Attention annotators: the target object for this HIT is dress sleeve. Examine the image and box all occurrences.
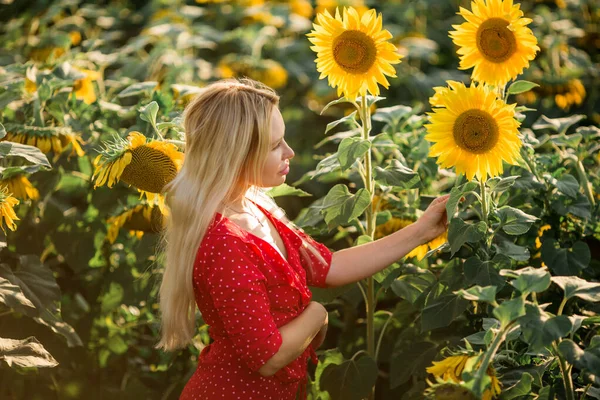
[292,227,333,288]
[198,235,282,373]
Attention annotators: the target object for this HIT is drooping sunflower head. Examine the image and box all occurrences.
[425,81,522,182]
[374,216,414,239]
[307,6,402,101]
[426,353,502,400]
[535,224,551,249]
[450,0,540,86]
[73,68,101,105]
[106,203,166,244]
[424,380,478,400]
[0,175,39,201]
[3,124,84,160]
[93,131,184,195]
[0,187,20,234]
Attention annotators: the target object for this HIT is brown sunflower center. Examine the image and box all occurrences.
[453,109,499,154]
[120,146,178,193]
[332,30,377,74]
[123,206,164,233]
[476,18,517,63]
[429,383,478,400]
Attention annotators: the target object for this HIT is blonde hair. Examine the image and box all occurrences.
[156,78,327,351]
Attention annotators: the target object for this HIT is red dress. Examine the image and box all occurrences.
[180,201,333,400]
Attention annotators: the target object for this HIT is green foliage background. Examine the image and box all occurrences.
[0,0,598,399]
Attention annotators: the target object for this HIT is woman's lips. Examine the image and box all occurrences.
[279,165,290,175]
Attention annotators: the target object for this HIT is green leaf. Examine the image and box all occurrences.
[337,137,371,171]
[0,337,58,368]
[266,183,312,198]
[455,285,497,303]
[312,349,345,398]
[519,304,572,353]
[139,101,159,127]
[107,334,128,355]
[118,81,158,98]
[372,105,413,126]
[421,293,469,332]
[492,234,530,262]
[493,297,526,327]
[541,239,590,276]
[101,282,124,313]
[495,206,538,235]
[558,337,600,378]
[320,97,354,115]
[373,159,420,189]
[446,182,478,222]
[0,142,51,167]
[447,219,487,256]
[486,176,519,193]
[545,173,579,199]
[500,266,551,295]
[0,123,5,140]
[390,267,436,305]
[324,111,358,135]
[499,372,533,400]
[0,276,36,316]
[320,353,378,400]
[532,114,585,135]
[551,276,600,302]
[463,257,506,288]
[320,185,371,230]
[390,341,438,388]
[507,80,539,95]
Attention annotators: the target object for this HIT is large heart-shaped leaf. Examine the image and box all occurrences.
[551,276,600,302]
[320,353,378,400]
[0,337,58,368]
[320,185,371,229]
[541,239,590,276]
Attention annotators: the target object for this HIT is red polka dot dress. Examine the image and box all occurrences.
[179,201,333,400]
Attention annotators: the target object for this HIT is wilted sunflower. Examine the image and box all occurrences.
[450,0,539,87]
[3,124,85,160]
[425,81,522,182]
[424,380,478,400]
[0,175,39,201]
[375,216,447,260]
[426,354,502,400]
[0,187,19,233]
[106,203,166,244]
[307,7,402,101]
[92,131,184,196]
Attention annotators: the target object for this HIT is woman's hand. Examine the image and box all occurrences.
[414,194,451,244]
[310,312,328,350]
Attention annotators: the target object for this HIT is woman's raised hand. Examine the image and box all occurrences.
[414,194,451,244]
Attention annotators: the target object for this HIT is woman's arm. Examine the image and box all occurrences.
[324,194,451,288]
[325,223,426,288]
[258,301,327,377]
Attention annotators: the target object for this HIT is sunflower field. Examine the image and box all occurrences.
[1,0,599,399]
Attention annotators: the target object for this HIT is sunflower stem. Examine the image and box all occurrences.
[553,342,575,400]
[360,94,376,400]
[472,322,512,397]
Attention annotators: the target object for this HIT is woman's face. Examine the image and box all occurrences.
[260,106,294,187]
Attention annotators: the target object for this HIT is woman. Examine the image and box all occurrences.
[157,78,450,400]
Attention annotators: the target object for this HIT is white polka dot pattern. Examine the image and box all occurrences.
[179,203,333,400]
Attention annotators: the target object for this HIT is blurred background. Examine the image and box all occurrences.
[0,0,598,399]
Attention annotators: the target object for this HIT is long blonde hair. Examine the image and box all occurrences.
[156,78,327,351]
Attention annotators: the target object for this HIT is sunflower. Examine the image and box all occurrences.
[290,0,313,18]
[73,68,101,105]
[450,0,540,87]
[218,55,288,89]
[425,81,522,182]
[93,131,184,197]
[307,7,402,101]
[3,124,85,160]
[0,187,19,233]
[424,380,478,400]
[374,215,447,260]
[426,354,502,400]
[0,175,39,201]
[106,203,166,244]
